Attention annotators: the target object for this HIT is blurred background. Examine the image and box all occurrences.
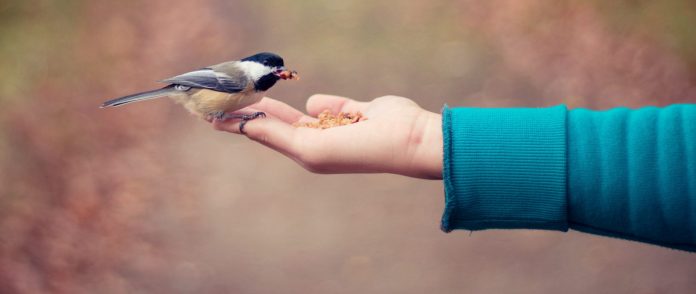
[1,0,695,293]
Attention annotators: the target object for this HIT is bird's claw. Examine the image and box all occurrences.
[238,112,266,134]
[210,111,266,134]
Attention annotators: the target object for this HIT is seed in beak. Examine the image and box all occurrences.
[278,70,299,80]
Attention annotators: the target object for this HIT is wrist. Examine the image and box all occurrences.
[408,111,443,179]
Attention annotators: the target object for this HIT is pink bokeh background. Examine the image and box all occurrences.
[1,1,695,293]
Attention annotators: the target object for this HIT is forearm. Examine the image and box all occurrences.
[567,105,696,252]
[441,104,696,252]
[441,105,568,232]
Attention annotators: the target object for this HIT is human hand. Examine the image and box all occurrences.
[212,94,443,179]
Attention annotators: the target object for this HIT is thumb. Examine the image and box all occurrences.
[306,94,368,117]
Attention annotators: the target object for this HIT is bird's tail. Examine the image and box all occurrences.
[100,86,176,108]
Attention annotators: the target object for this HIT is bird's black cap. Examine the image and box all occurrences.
[241,52,284,68]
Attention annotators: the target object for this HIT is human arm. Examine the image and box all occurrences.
[214,95,696,252]
[442,104,696,252]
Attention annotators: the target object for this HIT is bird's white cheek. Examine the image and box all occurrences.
[237,61,272,81]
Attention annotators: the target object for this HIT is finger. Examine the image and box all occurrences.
[306,94,368,117]
[212,111,300,157]
[249,97,312,124]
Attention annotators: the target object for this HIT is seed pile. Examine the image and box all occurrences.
[294,110,366,129]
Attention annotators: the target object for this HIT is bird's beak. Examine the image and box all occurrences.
[274,67,299,80]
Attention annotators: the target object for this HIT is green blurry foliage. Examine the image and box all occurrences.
[0,0,80,103]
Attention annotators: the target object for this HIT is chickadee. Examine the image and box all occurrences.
[101,52,298,133]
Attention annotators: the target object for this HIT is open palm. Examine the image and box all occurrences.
[212,94,442,179]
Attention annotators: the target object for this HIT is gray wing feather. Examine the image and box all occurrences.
[161,65,248,93]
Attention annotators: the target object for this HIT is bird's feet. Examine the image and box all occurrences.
[210,111,266,134]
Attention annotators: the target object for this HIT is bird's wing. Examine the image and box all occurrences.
[161,64,248,93]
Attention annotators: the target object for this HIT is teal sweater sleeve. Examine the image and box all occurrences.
[441,104,696,252]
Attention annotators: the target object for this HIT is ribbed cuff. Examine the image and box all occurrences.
[441,105,569,232]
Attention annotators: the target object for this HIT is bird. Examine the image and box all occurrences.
[101,52,298,133]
